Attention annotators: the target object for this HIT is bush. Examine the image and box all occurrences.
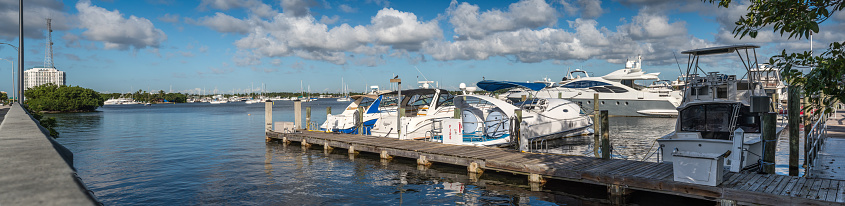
[24,84,104,112]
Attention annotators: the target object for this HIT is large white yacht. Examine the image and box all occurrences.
[449,81,593,147]
[369,87,456,140]
[103,97,143,105]
[657,45,786,172]
[507,56,683,117]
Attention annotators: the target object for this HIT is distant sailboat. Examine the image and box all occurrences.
[337,78,351,102]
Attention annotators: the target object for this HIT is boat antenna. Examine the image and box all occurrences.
[413,66,429,82]
[672,52,684,78]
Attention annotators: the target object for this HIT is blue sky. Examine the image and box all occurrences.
[0,0,842,94]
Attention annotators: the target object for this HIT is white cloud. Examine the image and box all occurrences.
[618,12,686,40]
[281,0,319,17]
[448,0,556,39]
[76,0,166,50]
[560,0,604,18]
[320,15,339,24]
[158,13,180,23]
[369,8,441,50]
[0,0,73,40]
[195,12,253,34]
[198,0,279,18]
[339,4,357,13]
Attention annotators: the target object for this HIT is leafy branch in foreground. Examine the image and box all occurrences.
[709,0,845,114]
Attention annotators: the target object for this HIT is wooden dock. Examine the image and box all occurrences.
[267,130,845,205]
[812,109,845,180]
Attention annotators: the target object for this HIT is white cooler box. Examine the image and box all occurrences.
[671,151,726,186]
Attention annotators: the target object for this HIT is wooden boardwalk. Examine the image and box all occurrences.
[813,109,845,180]
[267,130,845,205]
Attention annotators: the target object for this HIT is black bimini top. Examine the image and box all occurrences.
[383,88,448,96]
[681,45,760,56]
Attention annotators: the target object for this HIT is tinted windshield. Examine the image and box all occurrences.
[680,103,737,140]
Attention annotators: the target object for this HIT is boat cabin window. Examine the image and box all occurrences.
[561,80,611,89]
[689,86,708,96]
[679,104,736,140]
[737,106,760,133]
[380,96,398,107]
[605,86,629,93]
[589,87,613,93]
[358,98,376,107]
[436,93,454,108]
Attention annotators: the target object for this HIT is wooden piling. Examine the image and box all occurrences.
[294,100,302,129]
[528,173,545,183]
[398,107,404,139]
[357,107,364,135]
[788,85,800,176]
[594,93,600,157]
[762,112,777,174]
[600,110,610,159]
[453,107,460,119]
[468,162,482,174]
[515,109,525,152]
[558,92,562,99]
[306,106,311,130]
[417,155,431,166]
[380,150,392,160]
[326,106,331,116]
[265,101,273,132]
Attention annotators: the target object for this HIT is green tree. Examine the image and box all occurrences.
[0,92,7,103]
[709,0,845,113]
[24,84,104,112]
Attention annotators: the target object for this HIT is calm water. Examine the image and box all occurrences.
[50,99,723,205]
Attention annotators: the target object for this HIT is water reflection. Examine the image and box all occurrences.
[49,101,714,205]
[545,117,676,162]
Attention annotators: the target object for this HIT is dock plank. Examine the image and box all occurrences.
[817,179,833,201]
[746,174,774,192]
[763,175,790,194]
[782,177,805,196]
[266,130,843,205]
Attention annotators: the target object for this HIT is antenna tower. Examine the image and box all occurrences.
[44,18,55,68]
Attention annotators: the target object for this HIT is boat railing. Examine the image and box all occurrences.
[804,110,832,177]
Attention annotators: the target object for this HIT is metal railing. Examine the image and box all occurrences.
[804,110,832,177]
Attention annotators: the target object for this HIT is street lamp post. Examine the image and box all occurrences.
[0,58,12,103]
[0,43,19,103]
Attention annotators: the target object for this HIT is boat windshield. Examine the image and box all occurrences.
[679,103,736,140]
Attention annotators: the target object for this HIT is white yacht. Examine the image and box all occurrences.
[448,81,593,147]
[507,56,683,117]
[103,97,143,105]
[321,94,390,134]
[657,45,786,172]
[369,86,456,140]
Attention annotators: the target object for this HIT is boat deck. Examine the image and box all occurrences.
[267,130,845,205]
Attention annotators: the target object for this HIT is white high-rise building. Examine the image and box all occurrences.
[24,67,65,89]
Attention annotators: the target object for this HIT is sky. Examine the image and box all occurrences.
[0,0,842,95]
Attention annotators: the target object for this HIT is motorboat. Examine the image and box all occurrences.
[443,81,593,147]
[657,45,786,172]
[369,86,456,140]
[506,55,683,117]
[209,95,228,104]
[103,97,143,105]
[321,94,388,134]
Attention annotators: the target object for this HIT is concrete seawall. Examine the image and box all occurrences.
[0,104,98,205]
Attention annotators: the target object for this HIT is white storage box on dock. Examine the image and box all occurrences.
[671,151,725,186]
[441,119,463,145]
[275,122,296,133]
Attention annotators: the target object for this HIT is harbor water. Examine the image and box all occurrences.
[50,99,797,205]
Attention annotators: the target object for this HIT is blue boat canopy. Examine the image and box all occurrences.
[476,80,547,92]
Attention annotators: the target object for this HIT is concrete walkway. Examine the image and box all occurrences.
[813,109,845,179]
[0,104,98,205]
